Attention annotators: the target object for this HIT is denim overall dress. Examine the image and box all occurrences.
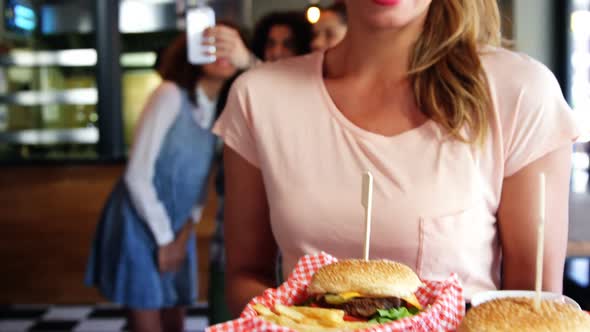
[85,90,216,308]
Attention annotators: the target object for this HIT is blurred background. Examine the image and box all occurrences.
[0,0,590,331]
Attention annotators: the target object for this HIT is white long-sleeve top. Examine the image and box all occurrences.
[124,81,216,246]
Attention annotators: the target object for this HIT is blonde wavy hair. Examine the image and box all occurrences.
[410,0,501,144]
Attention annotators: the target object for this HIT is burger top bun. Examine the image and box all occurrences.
[458,297,590,332]
[307,259,423,298]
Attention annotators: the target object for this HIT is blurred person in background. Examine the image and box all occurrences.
[251,11,313,62]
[85,30,239,332]
[311,2,348,52]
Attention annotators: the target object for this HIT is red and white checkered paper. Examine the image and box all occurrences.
[207,252,465,332]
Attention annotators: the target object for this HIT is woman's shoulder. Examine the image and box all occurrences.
[140,81,183,121]
[153,81,183,98]
[231,53,320,93]
[480,46,560,95]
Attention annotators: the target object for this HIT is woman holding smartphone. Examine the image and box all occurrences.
[215,0,579,316]
[85,33,238,332]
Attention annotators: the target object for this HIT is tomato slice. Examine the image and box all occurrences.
[343,314,366,322]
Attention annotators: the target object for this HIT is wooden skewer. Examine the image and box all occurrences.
[534,173,546,310]
[361,171,374,261]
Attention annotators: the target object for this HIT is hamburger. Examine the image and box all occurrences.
[458,297,590,331]
[304,259,423,322]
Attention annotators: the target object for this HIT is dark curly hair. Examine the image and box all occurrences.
[251,11,313,60]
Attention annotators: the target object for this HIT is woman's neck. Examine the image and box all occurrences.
[327,14,426,83]
[196,77,224,101]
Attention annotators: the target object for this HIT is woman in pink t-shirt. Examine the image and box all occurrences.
[214,0,579,315]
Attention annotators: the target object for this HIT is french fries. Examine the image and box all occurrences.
[252,303,376,331]
[288,306,345,327]
[274,304,307,322]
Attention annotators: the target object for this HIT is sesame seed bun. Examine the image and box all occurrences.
[307,259,422,298]
[458,297,590,332]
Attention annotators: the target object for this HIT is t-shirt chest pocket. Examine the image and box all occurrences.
[416,204,497,289]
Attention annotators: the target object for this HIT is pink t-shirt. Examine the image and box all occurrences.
[213,47,578,299]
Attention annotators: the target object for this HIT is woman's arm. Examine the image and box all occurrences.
[223,145,277,316]
[125,82,181,246]
[497,145,572,292]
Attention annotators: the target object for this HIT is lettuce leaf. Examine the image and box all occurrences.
[369,306,420,324]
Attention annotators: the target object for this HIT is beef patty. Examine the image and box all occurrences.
[319,296,403,318]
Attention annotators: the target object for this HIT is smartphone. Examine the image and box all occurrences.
[186,5,216,65]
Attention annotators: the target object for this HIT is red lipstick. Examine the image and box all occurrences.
[372,0,401,6]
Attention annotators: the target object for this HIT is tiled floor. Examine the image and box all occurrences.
[0,303,209,332]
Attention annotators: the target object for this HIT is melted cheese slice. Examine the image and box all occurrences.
[324,292,362,304]
[401,293,423,310]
